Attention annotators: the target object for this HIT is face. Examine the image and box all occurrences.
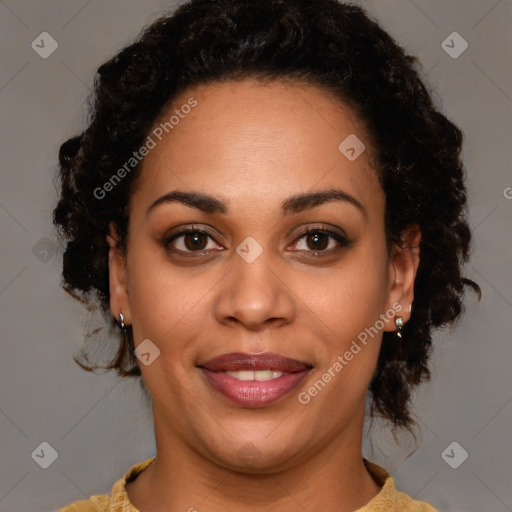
[108,79,418,472]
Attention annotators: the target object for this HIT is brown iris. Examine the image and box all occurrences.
[184,232,208,251]
[306,232,328,251]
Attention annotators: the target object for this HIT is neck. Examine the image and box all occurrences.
[126,407,381,512]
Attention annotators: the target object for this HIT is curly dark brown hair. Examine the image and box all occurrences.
[53,0,480,433]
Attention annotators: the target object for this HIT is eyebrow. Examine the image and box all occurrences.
[281,189,366,218]
[148,191,227,215]
[147,188,366,218]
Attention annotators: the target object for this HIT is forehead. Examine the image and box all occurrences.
[132,79,382,215]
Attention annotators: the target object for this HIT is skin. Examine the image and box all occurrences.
[107,79,420,512]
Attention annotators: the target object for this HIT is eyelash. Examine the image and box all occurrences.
[294,226,352,254]
[163,225,352,258]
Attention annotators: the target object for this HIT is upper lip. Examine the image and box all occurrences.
[198,352,313,372]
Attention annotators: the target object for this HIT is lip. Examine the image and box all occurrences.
[199,352,311,372]
[198,352,313,408]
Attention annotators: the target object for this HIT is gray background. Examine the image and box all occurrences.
[0,1,511,511]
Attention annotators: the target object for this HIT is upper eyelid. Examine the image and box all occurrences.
[168,225,346,239]
[165,224,220,240]
[297,225,348,237]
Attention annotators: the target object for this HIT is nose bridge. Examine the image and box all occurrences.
[214,238,295,329]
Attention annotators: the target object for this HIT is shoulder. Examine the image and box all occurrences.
[56,457,156,512]
[56,494,109,512]
[359,459,439,512]
[394,490,439,511]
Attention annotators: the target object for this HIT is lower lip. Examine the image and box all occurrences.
[200,369,310,407]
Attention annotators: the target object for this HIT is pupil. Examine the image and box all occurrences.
[185,233,206,250]
[308,233,327,250]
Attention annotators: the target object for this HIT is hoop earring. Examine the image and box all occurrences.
[395,316,404,340]
[119,312,126,332]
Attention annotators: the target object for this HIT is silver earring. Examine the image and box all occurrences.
[395,316,404,339]
[119,313,126,331]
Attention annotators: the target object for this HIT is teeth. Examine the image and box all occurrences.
[225,370,284,381]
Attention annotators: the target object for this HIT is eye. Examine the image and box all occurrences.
[163,224,351,259]
[165,228,223,255]
[290,227,351,255]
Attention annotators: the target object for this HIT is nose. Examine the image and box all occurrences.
[213,250,296,331]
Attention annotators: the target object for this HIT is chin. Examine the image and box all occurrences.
[201,434,308,474]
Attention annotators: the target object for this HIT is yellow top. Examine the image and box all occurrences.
[57,457,438,511]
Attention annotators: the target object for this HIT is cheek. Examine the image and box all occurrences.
[125,251,214,362]
[125,260,213,411]
[296,271,388,416]
[304,252,390,335]
[297,250,390,397]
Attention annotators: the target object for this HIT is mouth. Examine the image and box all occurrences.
[197,352,314,408]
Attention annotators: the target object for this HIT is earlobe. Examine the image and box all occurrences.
[107,223,132,325]
[384,225,421,331]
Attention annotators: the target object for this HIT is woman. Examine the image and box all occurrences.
[54,0,480,510]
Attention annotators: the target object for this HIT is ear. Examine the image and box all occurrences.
[107,222,131,326]
[383,224,421,331]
